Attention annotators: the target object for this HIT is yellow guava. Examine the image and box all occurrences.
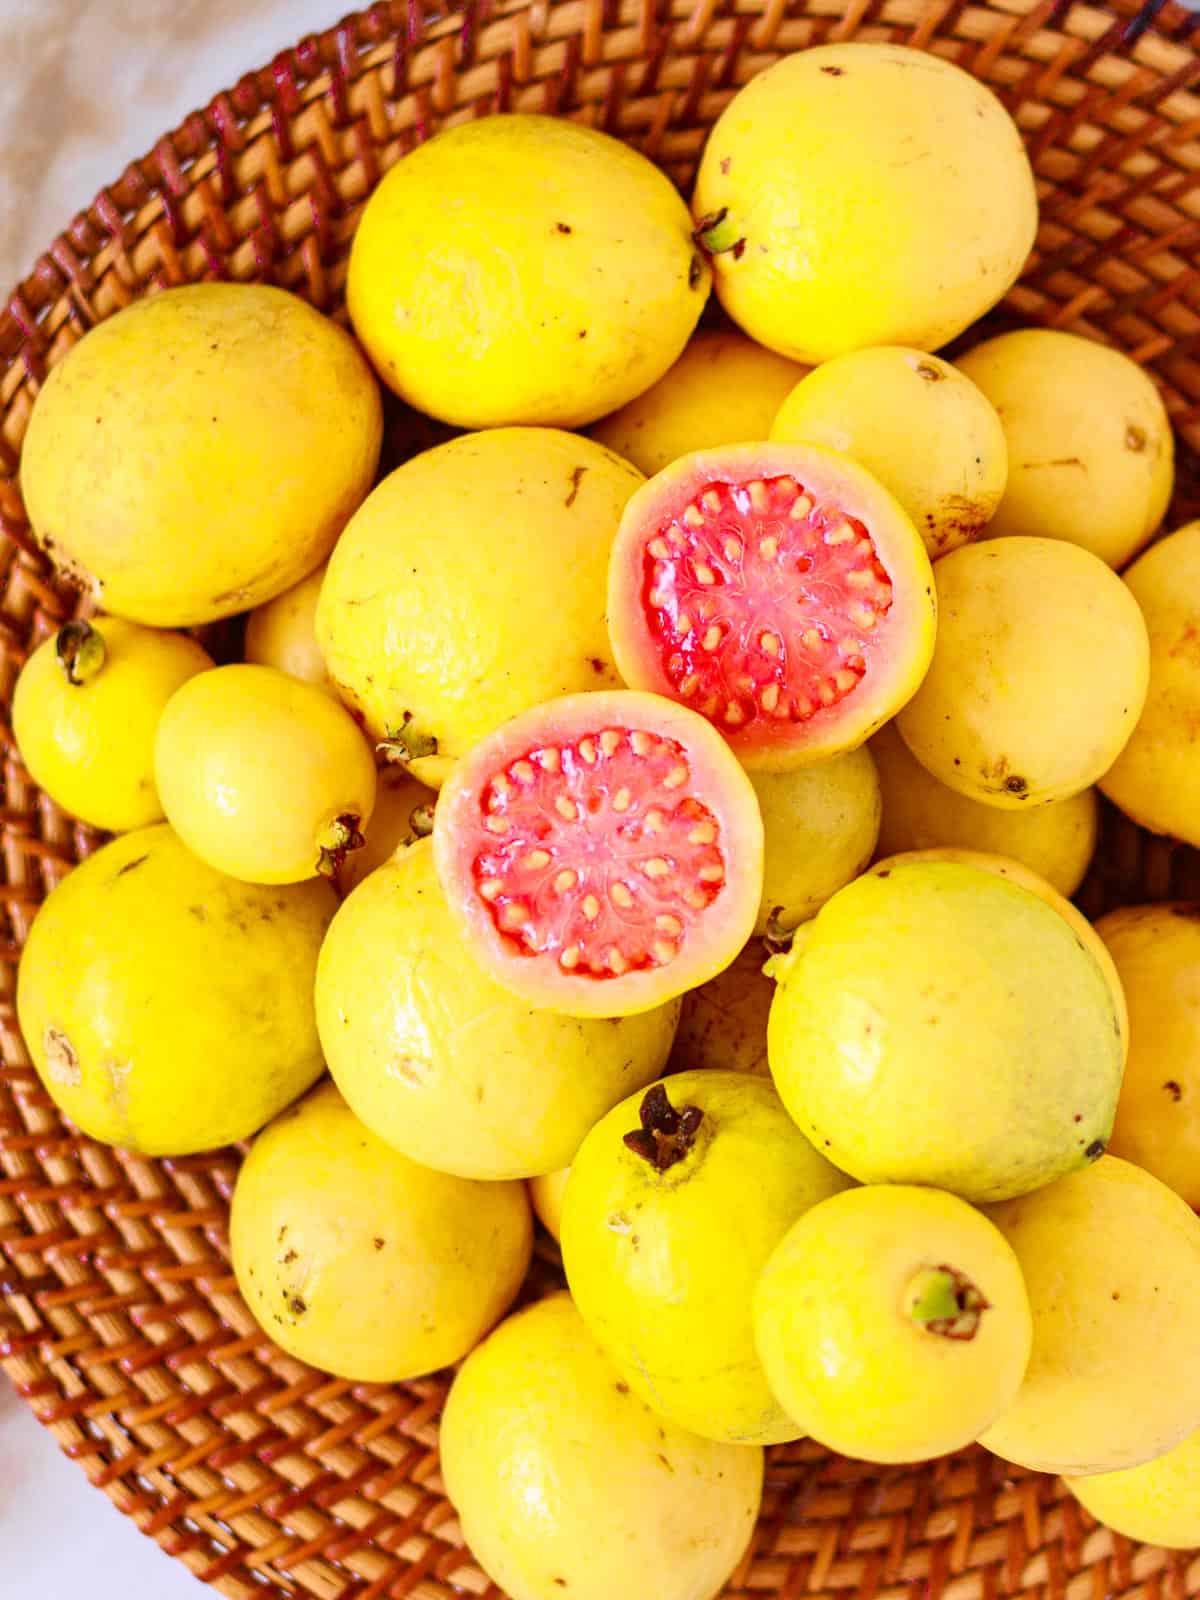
[768,858,1124,1201]
[12,616,212,833]
[439,1294,763,1600]
[528,1167,570,1243]
[1101,522,1200,847]
[231,1081,531,1382]
[668,940,773,1078]
[21,284,381,625]
[348,114,708,429]
[1066,1428,1200,1547]
[754,1185,1032,1462]
[592,330,806,475]
[956,330,1174,569]
[316,428,642,777]
[155,664,377,884]
[692,43,1037,363]
[1095,903,1200,1207]
[871,722,1098,896]
[561,1070,851,1444]
[771,347,1007,559]
[751,747,881,935]
[315,841,680,1180]
[244,563,331,691]
[15,824,336,1154]
[981,1157,1200,1476]
[896,537,1149,807]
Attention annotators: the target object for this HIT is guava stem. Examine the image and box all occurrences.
[905,1264,989,1341]
[315,812,366,878]
[409,802,435,839]
[377,710,439,765]
[623,1082,703,1173]
[56,620,107,686]
[763,906,795,956]
[692,208,746,257]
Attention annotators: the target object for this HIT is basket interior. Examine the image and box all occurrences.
[2,2,1200,1597]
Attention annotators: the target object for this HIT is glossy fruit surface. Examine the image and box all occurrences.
[872,722,1098,896]
[897,537,1149,807]
[755,1185,1031,1462]
[771,347,1007,559]
[562,1071,850,1443]
[434,691,764,1017]
[1096,904,1200,1206]
[751,748,880,934]
[244,563,331,690]
[669,940,773,1077]
[981,1157,1200,1476]
[1101,522,1200,845]
[692,43,1036,363]
[231,1082,531,1382]
[957,330,1174,569]
[317,428,642,782]
[22,284,381,625]
[608,442,935,769]
[155,664,377,884]
[348,114,707,429]
[12,616,212,833]
[1066,1429,1200,1548]
[15,825,336,1154]
[316,841,680,1178]
[592,330,806,475]
[440,1294,763,1600]
[768,859,1123,1201]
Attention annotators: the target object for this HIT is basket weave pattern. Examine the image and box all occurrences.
[2,2,1200,1596]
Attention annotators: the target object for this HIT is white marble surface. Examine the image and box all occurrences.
[0,6,351,1592]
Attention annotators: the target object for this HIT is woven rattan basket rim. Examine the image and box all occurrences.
[3,2,1200,1597]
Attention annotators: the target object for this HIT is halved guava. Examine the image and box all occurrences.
[607,443,936,769]
[433,690,764,1017]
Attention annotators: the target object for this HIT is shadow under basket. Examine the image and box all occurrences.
[3,1,1200,1596]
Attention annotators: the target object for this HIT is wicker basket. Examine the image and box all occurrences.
[2,1,1200,1596]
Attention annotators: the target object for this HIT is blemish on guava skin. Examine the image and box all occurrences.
[688,255,704,290]
[1085,1139,1106,1161]
[820,65,845,75]
[373,1237,385,1250]
[1125,425,1147,452]
[555,222,572,235]
[720,157,731,175]
[113,853,150,880]
[1164,1080,1183,1102]
[587,656,606,675]
[282,1249,298,1265]
[288,1295,307,1316]
[915,362,944,383]
[43,1027,81,1088]
[1004,775,1028,797]
[615,1382,630,1395]
[565,466,587,508]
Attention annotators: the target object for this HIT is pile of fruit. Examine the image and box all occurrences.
[13,38,1200,1599]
